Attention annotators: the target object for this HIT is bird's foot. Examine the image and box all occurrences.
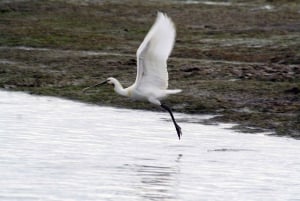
[175,124,182,140]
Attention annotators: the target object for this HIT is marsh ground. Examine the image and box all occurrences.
[0,0,299,137]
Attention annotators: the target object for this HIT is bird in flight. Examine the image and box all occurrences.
[83,12,182,139]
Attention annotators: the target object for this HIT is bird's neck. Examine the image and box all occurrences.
[113,80,128,97]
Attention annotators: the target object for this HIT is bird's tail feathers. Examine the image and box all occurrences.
[166,89,182,94]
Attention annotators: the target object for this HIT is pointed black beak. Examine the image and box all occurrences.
[82,80,108,93]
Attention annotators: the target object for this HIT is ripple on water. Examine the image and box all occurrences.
[0,90,300,201]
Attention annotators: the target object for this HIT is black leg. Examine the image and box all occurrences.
[161,103,182,140]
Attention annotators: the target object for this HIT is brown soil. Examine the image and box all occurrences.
[0,0,299,138]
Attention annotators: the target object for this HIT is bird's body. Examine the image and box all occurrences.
[108,12,181,104]
[84,12,183,139]
[108,77,181,104]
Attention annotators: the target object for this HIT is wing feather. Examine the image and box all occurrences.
[134,12,176,91]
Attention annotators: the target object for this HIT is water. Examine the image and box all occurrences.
[0,90,299,201]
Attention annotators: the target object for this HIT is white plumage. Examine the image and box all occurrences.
[83,12,182,139]
[125,12,181,105]
[136,12,175,91]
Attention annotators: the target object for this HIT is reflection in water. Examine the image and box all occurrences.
[138,165,176,200]
[131,155,182,201]
[175,154,183,163]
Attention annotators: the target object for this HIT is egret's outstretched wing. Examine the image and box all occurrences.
[134,12,176,91]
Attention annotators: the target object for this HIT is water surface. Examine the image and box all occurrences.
[0,91,299,201]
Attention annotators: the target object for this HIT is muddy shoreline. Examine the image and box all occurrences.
[0,0,299,138]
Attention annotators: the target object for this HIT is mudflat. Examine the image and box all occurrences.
[0,0,299,137]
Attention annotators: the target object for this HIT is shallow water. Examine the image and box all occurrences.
[0,91,300,201]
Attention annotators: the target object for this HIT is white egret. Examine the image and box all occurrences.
[83,12,182,139]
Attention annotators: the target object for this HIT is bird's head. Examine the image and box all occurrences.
[82,77,117,93]
[106,77,117,86]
